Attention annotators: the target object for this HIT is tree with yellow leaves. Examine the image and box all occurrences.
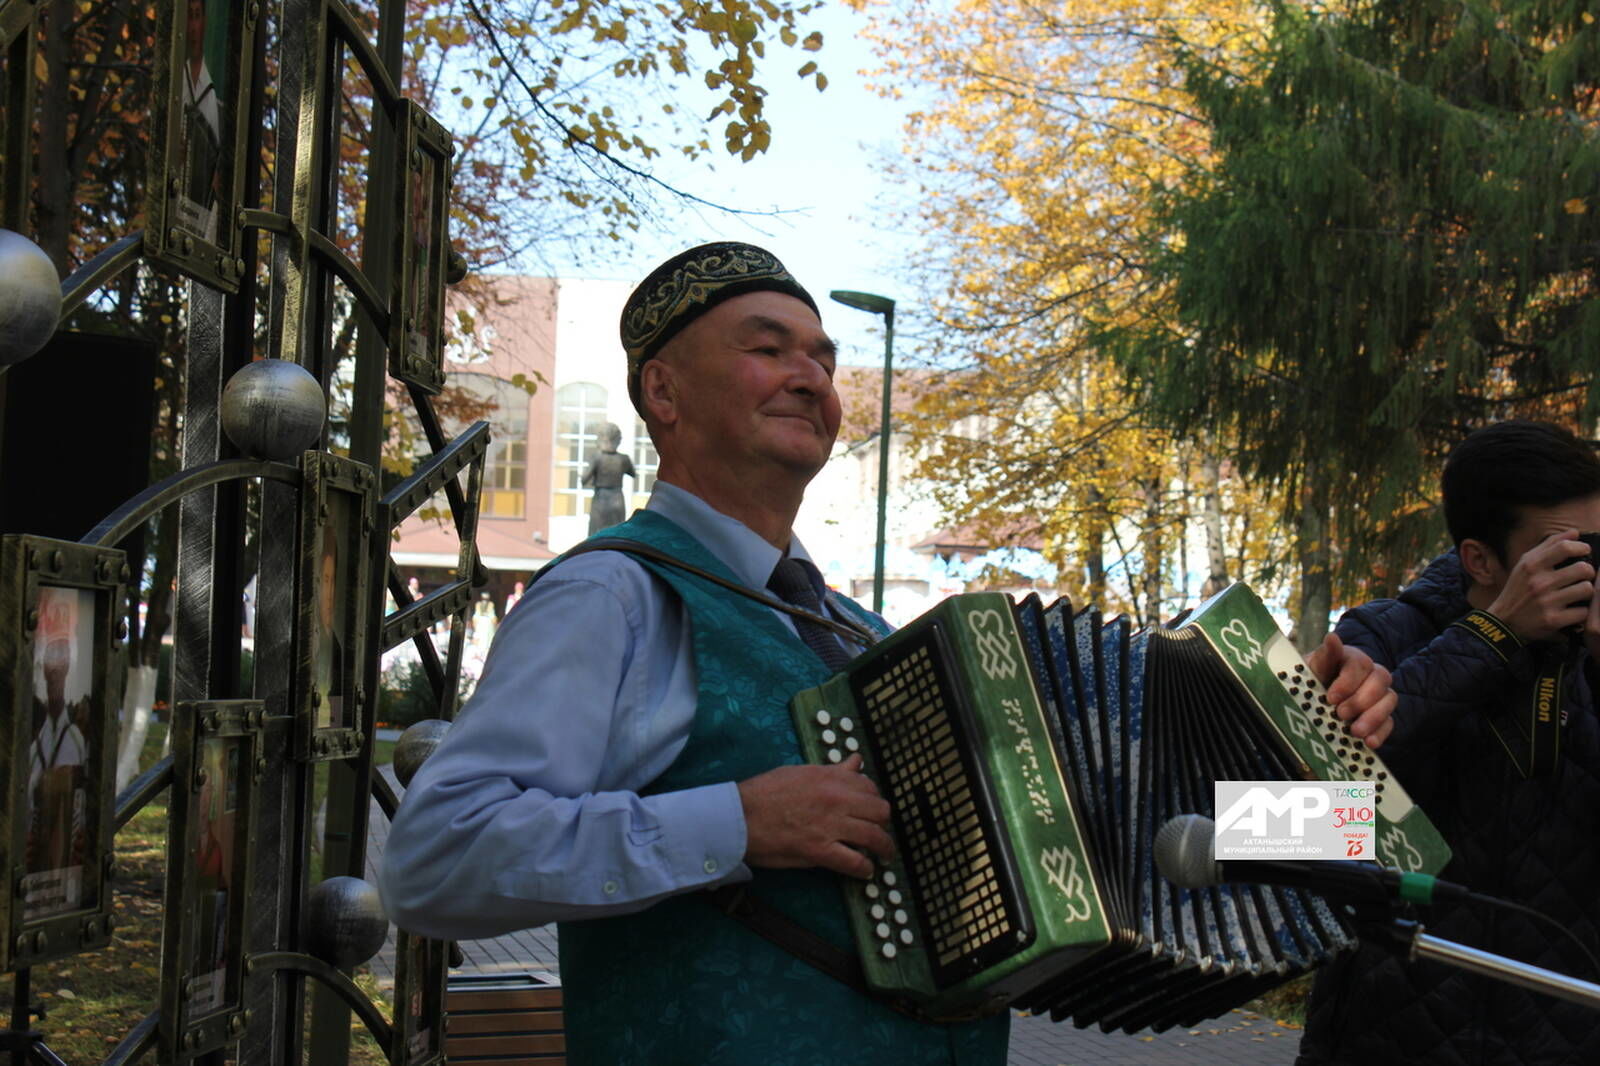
[866,0,1294,630]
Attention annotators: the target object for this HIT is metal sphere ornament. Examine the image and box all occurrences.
[220,358,326,460]
[0,229,61,366]
[304,876,389,969]
[394,719,451,789]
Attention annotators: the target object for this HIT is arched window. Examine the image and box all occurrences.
[553,382,608,516]
[632,417,659,508]
[448,373,529,519]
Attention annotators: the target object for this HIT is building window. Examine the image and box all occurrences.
[448,373,529,519]
[632,418,659,507]
[553,382,608,517]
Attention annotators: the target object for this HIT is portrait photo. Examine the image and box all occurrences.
[186,734,242,1017]
[23,585,97,922]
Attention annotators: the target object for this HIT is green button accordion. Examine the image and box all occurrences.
[788,583,1450,1028]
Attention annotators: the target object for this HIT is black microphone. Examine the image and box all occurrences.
[1154,813,1469,906]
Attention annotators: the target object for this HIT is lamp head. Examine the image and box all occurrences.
[829,290,895,316]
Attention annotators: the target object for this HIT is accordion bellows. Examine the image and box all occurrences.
[788,583,1451,1030]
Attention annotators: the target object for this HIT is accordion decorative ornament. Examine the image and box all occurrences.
[788,583,1451,1029]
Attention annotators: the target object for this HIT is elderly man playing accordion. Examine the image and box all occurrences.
[380,242,1398,1065]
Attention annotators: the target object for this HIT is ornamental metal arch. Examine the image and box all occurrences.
[0,0,486,1062]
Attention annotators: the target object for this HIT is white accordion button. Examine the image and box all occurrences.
[870,904,886,921]
[827,749,842,763]
[864,883,880,900]
[815,710,831,726]
[840,717,855,732]
[888,890,902,905]
[876,922,891,939]
[894,909,908,925]
[882,871,897,887]
[899,929,914,945]
[845,737,860,752]
[881,943,897,959]
[821,729,837,744]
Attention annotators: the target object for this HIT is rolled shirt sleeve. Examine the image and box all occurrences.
[379,556,751,941]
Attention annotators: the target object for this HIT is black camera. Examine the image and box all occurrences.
[1555,531,1600,569]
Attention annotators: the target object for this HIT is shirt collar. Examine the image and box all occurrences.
[645,481,818,591]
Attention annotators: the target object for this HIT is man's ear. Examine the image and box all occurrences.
[1459,538,1505,589]
[639,359,677,426]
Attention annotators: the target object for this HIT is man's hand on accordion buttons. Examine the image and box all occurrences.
[738,754,895,879]
[1307,632,1395,750]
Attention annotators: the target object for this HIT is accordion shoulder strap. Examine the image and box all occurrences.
[704,887,1000,1025]
[561,536,880,646]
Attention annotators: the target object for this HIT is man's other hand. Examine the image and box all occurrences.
[1308,632,1395,750]
[1488,531,1594,644]
[738,755,894,879]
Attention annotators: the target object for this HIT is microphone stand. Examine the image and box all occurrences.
[1356,916,1600,1011]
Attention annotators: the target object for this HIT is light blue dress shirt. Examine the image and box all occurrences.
[379,482,868,940]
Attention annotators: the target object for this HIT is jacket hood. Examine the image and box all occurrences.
[1395,550,1471,632]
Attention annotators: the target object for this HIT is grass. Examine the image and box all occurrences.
[0,722,399,1063]
[1245,972,1313,1028]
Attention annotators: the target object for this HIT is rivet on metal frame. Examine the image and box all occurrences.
[25,609,38,630]
[217,254,231,274]
[32,931,46,953]
[117,620,129,642]
[167,228,181,245]
[234,258,245,275]
[120,564,131,583]
[205,712,219,733]
[255,756,267,781]
[50,549,64,570]
[195,769,209,790]
[311,690,322,708]
[181,234,192,254]
[104,915,116,935]
[169,178,182,197]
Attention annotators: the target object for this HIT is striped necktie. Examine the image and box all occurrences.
[766,557,852,673]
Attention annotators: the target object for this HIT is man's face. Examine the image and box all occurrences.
[654,291,841,481]
[1499,494,1600,574]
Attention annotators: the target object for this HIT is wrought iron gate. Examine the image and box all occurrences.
[0,0,483,1061]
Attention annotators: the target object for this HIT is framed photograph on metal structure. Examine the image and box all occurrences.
[295,450,377,761]
[158,700,264,1061]
[389,100,453,395]
[391,930,447,1065]
[145,0,260,292]
[0,536,126,974]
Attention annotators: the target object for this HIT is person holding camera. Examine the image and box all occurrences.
[1297,420,1600,1066]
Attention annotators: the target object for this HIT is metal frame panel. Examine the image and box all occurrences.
[159,699,266,1061]
[390,931,447,1066]
[390,101,454,396]
[1,536,127,974]
[144,0,262,291]
[293,451,377,761]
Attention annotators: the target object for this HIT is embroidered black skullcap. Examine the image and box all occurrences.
[621,242,819,412]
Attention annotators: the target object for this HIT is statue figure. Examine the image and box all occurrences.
[583,422,636,535]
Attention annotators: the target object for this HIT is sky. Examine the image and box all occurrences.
[536,3,923,368]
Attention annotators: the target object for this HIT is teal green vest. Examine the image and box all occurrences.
[557,511,1009,1065]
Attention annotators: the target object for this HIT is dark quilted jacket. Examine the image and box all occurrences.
[1296,551,1600,1066]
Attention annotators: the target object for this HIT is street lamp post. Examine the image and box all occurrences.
[829,289,896,615]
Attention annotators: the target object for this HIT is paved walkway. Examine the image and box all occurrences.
[367,768,1303,1065]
